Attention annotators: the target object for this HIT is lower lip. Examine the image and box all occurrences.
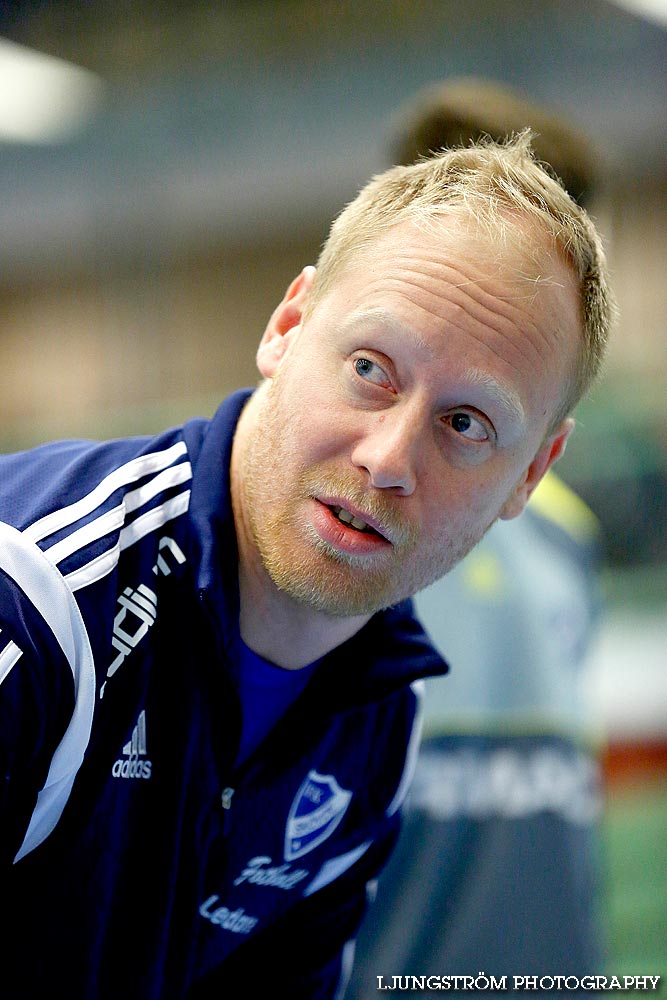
[310,500,391,556]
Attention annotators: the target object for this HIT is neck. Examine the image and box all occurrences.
[237,563,370,669]
[230,392,371,670]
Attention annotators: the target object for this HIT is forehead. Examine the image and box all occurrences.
[358,211,575,297]
[326,212,579,332]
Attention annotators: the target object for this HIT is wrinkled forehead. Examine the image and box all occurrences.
[360,209,574,292]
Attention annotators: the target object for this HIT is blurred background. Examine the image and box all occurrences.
[0,0,664,979]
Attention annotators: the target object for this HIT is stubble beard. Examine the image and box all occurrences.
[240,379,495,617]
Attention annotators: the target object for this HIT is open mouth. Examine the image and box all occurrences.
[329,504,383,537]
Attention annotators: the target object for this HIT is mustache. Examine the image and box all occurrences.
[300,469,419,548]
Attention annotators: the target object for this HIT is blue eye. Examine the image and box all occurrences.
[452,413,471,433]
[353,357,390,387]
[355,358,374,377]
[447,411,489,442]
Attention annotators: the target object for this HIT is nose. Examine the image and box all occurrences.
[350,411,420,495]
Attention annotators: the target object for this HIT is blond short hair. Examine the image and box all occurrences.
[307,131,615,424]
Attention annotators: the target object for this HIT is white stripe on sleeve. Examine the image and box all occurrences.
[0,522,96,863]
[44,504,126,567]
[23,441,188,544]
[64,543,121,593]
[0,638,23,686]
[119,490,191,551]
[62,488,191,593]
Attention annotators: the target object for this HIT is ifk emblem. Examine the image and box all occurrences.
[285,769,352,861]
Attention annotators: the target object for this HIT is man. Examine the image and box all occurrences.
[0,133,613,999]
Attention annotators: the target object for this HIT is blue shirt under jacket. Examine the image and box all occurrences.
[0,389,446,1000]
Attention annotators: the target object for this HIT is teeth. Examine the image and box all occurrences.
[332,506,370,532]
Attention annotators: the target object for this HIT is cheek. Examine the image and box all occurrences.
[276,414,342,474]
[302,408,358,464]
[419,467,510,535]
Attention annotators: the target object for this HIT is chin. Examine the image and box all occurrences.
[266,552,401,618]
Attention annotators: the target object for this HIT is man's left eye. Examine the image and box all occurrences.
[446,412,489,442]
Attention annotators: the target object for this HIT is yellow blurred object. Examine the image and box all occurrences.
[529,471,600,543]
[461,550,506,599]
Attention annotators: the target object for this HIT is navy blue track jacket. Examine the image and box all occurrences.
[0,389,446,999]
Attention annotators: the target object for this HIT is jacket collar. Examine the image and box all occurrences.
[309,599,448,708]
[187,388,251,655]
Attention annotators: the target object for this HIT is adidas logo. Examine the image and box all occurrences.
[112,710,153,780]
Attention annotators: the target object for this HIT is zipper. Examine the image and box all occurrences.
[197,588,243,823]
[220,785,235,834]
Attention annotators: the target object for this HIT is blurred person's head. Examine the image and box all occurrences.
[387,75,598,206]
[306,131,613,424]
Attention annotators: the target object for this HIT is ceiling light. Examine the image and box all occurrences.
[605,0,667,27]
[0,37,104,144]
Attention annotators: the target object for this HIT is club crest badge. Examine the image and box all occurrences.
[285,769,352,861]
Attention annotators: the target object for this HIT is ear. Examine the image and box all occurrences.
[256,266,317,378]
[500,418,575,520]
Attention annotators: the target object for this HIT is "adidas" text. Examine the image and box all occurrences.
[112,757,152,780]
[112,709,153,780]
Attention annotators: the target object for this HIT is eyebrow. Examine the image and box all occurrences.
[462,367,526,427]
